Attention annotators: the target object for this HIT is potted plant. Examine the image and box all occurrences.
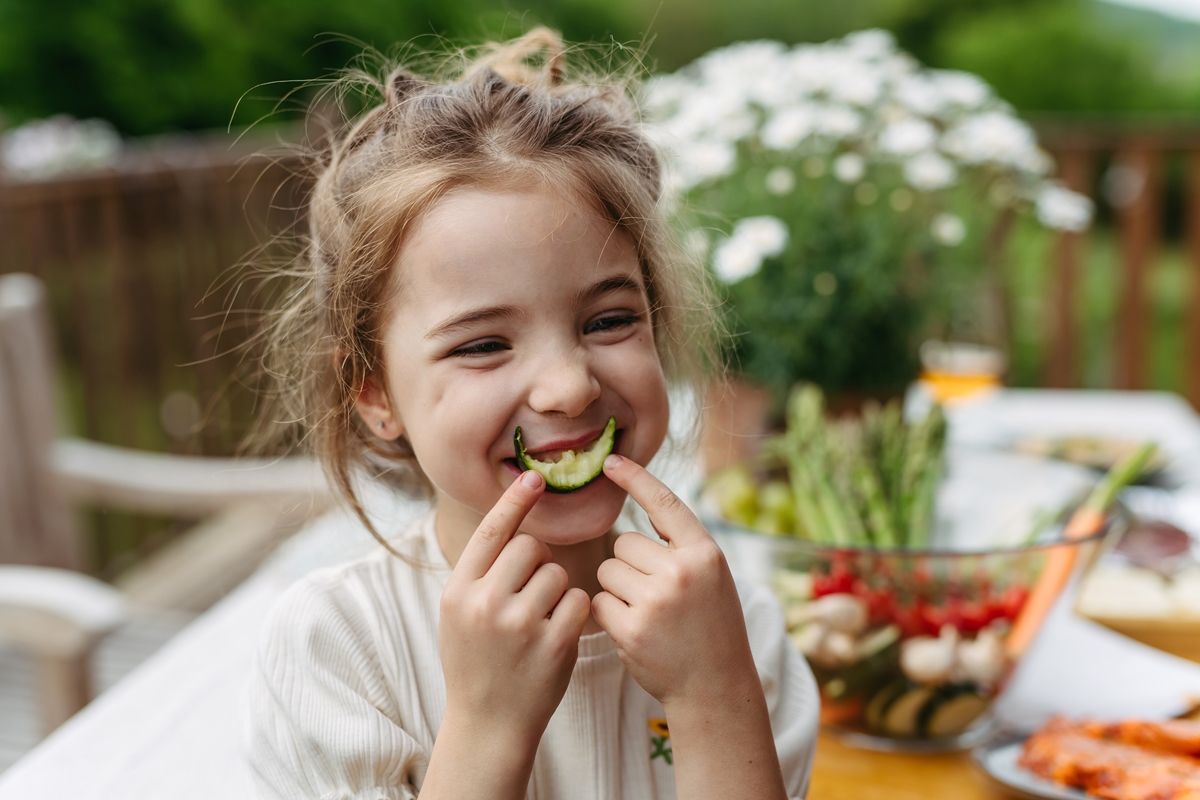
[642,30,1093,461]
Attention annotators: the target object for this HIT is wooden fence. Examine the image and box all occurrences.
[0,136,306,459]
[1037,120,1200,403]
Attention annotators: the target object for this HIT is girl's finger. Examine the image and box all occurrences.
[549,587,591,635]
[589,590,629,636]
[520,560,569,616]
[612,531,670,574]
[489,533,553,594]
[596,557,647,605]
[602,455,707,548]
[455,470,544,579]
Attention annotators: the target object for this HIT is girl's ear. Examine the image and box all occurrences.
[355,376,404,440]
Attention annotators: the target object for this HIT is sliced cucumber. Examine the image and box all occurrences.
[921,690,989,739]
[515,417,616,493]
[865,680,909,733]
[882,686,937,738]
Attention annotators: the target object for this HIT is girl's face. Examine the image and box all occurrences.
[369,184,670,546]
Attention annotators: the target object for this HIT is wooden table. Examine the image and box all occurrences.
[809,732,1008,800]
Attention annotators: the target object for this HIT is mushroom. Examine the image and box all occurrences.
[955,626,1005,688]
[900,624,959,684]
[791,621,830,664]
[794,593,869,636]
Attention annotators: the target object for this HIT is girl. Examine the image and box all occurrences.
[246,28,819,800]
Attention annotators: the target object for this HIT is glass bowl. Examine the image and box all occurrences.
[701,506,1119,752]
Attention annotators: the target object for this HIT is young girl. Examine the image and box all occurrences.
[246,28,819,800]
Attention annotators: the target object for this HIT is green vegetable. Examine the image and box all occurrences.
[515,417,616,493]
[882,685,937,737]
[865,680,910,732]
[763,384,946,548]
[921,689,989,739]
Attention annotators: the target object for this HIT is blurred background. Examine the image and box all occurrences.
[1,0,1198,574]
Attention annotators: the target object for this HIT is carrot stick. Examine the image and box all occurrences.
[1005,443,1159,660]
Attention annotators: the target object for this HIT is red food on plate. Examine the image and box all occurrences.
[1020,716,1200,800]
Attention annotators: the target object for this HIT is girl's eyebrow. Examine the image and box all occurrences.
[574,274,644,307]
[425,305,526,341]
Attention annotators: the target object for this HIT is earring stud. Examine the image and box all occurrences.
[377,421,385,430]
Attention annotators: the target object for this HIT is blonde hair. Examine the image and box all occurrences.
[256,28,721,550]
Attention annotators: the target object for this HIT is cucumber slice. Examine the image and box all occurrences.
[882,686,937,738]
[515,417,616,493]
[921,691,989,739]
[865,680,909,733]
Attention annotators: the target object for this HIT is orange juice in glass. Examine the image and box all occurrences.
[918,341,1005,405]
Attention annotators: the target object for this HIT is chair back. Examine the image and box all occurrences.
[0,273,80,569]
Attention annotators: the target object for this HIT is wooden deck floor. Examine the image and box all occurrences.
[0,610,195,775]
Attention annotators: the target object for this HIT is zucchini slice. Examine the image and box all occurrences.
[515,417,617,493]
[882,686,937,738]
[921,690,989,739]
[864,680,909,733]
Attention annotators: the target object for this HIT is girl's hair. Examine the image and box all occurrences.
[256,28,722,550]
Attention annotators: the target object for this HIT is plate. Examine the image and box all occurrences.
[973,738,1089,800]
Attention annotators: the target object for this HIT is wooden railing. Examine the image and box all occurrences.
[1036,119,1200,404]
[0,134,306,459]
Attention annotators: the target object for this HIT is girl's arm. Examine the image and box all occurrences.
[421,471,591,799]
[592,455,789,800]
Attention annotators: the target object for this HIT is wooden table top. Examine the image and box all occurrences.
[808,731,1012,800]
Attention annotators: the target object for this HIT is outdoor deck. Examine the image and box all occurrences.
[0,610,194,774]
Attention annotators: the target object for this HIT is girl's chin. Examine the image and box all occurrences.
[519,480,626,544]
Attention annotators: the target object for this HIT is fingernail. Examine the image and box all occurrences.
[521,470,543,489]
[604,454,623,470]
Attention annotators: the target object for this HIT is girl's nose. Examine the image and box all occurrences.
[527,347,601,418]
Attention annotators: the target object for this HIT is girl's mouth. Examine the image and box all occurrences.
[503,425,624,480]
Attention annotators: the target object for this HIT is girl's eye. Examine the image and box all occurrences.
[449,339,509,357]
[585,313,640,335]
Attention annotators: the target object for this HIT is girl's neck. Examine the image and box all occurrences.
[434,506,612,636]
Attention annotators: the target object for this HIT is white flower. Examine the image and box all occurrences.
[840,29,896,61]
[933,71,990,110]
[931,213,967,246]
[833,152,866,184]
[712,216,790,283]
[941,112,1038,170]
[761,107,817,150]
[827,65,885,107]
[893,76,946,118]
[713,238,764,283]
[814,106,863,138]
[682,140,737,184]
[1036,184,1093,232]
[878,118,938,156]
[733,215,789,257]
[765,166,796,195]
[904,152,956,190]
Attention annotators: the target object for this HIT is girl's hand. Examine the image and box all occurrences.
[592,455,787,800]
[591,454,761,708]
[437,470,591,750]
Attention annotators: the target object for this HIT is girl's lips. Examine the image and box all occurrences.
[520,425,609,462]
[504,428,624,472]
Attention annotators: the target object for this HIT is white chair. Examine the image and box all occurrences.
[0,272,330,736]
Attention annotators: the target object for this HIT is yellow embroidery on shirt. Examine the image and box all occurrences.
[648,718,672,765]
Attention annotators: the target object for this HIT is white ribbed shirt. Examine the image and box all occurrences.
[245,511,819,800]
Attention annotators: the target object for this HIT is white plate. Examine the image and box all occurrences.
[973,739,1089,800]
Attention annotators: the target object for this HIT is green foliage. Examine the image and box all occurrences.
[932,1,1192,113]
[0,0,640,135]
[2,0,1199,135]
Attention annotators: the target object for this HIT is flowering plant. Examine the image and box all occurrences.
[643,31,1092,397]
